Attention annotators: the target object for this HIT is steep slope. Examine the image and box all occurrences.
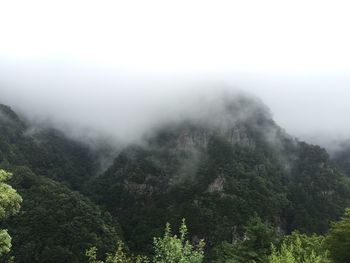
[0,104,99,190]
[286,142,350,233]
[4,166,121,263]
[0,104,123,262]
[85,95,350,255]
[332,141,350,177]
[2,97,350,260]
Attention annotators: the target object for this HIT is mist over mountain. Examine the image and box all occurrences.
[2,61,350,153]
[2,86,350,262]
[1,1,350,261]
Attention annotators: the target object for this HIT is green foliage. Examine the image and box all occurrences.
[2,102,350,262]
[0,229,12,257]
[153,219,204,263]
[332,142,350,177]
[268,231,331,263]
[86,241,148,263]
[326,208,350,263]
[0,169,22,257]
[286,143,350,234]
[0,170,22,220]
[86,128,350,258]
[0,104,99,190]
[87,136,289,254]
[19,130,99,190]
[233,216,281,262]
[206,242,238,263]
[4,166,121,263]
[87,220,204,263]
[208,215,280,263]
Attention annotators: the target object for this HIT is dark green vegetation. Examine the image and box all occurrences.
[1,96,350,262]
[86,220,204,263]
[326,208,350,263]
[4,167,120,263]
[85,98,350,258]
[0,105,121,262]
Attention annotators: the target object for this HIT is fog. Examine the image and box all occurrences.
[0,61,248,145]
[1,61,350,151]
[1,1,350,151]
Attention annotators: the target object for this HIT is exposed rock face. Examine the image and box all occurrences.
[207,176,225,193]
[175,125,256,150]
[177,129,210,149]
[100,95,291,199]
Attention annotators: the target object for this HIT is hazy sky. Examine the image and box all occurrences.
[1,0,350,147]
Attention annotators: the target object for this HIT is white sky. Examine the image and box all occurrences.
[1,0,350,148]
[1,0,349,74]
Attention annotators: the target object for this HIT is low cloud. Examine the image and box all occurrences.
[1,60,350,152]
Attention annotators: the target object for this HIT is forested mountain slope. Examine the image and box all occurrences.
[0,104,99,190]
[0,104,122,262]
[1,96,350,262]
[83,96,350,256]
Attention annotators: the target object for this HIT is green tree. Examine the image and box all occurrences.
[326,208,350,263]
[6,166,121,263]
[87,220,204,263]
[86,241,148,263]
[153,219,205,263]
[0,169,22,256]
[268,231,331,263]
[208,216,280,263]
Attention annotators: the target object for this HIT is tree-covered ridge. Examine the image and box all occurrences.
[0,105,123,262]
[0,104,99,190]
[84,97,350,257]
[286,142,350,234]
[1,97,350,262]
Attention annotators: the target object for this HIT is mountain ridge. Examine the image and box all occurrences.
[1,96,350,261]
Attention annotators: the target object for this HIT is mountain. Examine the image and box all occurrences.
[4,166,121,263]
[83,96,350,256]
[0,104,122,262]
[0,103,101,190]
[1,96,350,262]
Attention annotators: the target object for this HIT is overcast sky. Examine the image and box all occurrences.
[1,0,350,148]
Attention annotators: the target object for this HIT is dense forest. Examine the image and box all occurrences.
[1,96,350,263]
